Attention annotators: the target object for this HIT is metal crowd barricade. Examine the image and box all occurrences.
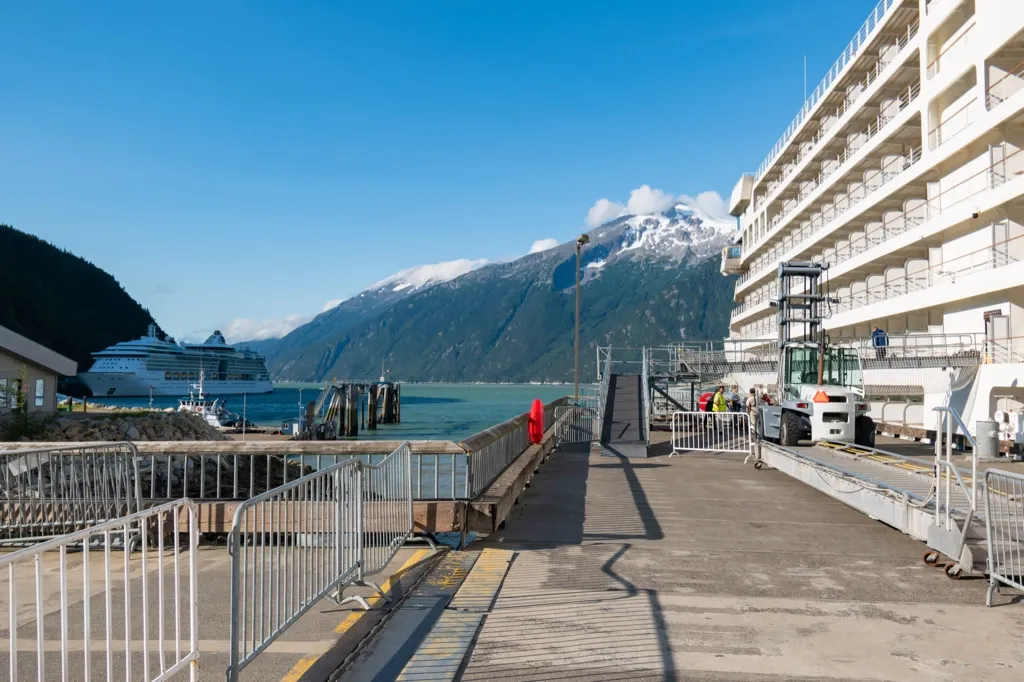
[226,442,413,681]
[670,411,752,456]
[0,499,200,681]
[555,405,598,444]
[0,442,141,546]
[132,449,469,502]
[984,468,1024,607]
[360,443,414,576]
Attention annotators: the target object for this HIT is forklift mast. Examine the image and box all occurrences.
[775,262,839,387]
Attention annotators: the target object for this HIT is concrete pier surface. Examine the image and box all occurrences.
[0,543,438,681]
[452,433,1024,681]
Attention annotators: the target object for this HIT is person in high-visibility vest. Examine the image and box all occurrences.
[711,386,728,412]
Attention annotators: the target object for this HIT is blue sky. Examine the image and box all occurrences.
[1,0,877,341]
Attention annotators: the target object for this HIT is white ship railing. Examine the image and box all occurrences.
[754,0,901,183]
[751,19,919,219]
[733,147,1024,322]
[738,144,924,290]
[986,58,1024,109]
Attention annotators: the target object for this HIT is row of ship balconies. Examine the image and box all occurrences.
[731,173,1024,341]
[734,228,1021,341]
[737,139,924,292]
[748,79,922,253]
[750,18,921,224]
[734,53,1024,296]
[733,143,1024,325]
[752,0,912,183]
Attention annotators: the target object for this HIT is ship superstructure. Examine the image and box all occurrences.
[723,0,1024,433]
[79,325,273,397]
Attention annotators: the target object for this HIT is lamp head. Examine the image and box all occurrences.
[576,234,590,247]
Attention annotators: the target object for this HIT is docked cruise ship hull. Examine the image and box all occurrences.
[79,372,273,397]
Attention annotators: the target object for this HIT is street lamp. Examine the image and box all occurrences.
[574,233,590,400]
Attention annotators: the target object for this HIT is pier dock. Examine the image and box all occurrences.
[2,388,1023,681]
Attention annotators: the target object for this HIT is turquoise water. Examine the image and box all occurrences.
[95,383,572,441]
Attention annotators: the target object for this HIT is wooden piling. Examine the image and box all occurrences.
[369,383,378,430]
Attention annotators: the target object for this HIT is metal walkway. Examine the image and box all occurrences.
[756,439,1023,579]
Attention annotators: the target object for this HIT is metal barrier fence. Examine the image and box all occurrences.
[226,442,413,681]
[131,450,468,502]
[459,397,569,498]
[0,499,199,681]
[555,405,598,444]
[670,412,752,456]
[0,442,141,546]
[984,468,1024,607]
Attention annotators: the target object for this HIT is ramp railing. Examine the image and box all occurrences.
[0,442,142,546]
[0,499,200,681]
[641,348,652,444]
[984,468,1024,607]
[670,412,752,456]
[226,442,413,681]
[933,407,981,574]
[555,405,598,444]
[597,349,612,441]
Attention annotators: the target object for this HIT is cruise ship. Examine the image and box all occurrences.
[721,0,1024,435]
[79,325,273,397]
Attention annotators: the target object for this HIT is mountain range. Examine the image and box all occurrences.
[256,203,738,383]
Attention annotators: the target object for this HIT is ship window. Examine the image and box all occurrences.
[0,379,6,408]
[34,379,44,407]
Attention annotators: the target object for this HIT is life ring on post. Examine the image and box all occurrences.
[528,398,544,444]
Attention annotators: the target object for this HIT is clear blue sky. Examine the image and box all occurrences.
[1,0,877,341]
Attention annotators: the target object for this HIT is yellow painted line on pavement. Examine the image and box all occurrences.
[280,548,433,681]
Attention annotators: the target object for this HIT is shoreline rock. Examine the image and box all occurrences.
[6,411,232,442]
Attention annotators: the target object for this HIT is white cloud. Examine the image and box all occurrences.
[626,185,676,215]
[678,190,731,222]
[585,186,732,228]
[371,258,489,290]
[219,315,312,343]
[528,238,559,254]
[586,197,629,228]
[321,298,345,312]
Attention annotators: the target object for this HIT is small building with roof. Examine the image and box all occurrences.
[0,324,78,413]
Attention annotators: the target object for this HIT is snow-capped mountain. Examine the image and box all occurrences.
[260,203,736,382]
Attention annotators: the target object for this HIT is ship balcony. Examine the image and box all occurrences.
[986,27,1024,110]
[720,245,744,276]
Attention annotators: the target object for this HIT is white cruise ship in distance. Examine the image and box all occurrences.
[79,325,273,397]
[722,0,1024,435]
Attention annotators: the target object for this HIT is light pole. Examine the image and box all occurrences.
[574,233,590,400]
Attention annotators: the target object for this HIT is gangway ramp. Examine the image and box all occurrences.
[600,373,648,458]
[755,439,1024,579]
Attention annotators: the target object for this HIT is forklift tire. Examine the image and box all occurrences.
[855,416,876,448]
[780,411,801,447]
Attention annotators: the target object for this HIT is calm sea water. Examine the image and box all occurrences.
[95,383,573,441]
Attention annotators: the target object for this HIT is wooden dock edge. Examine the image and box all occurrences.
[465,422,562,534]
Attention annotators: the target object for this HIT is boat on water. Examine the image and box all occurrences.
[79,324,273,397]
[177,370,253,429]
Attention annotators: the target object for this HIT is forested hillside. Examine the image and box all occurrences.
[0,224,163,370]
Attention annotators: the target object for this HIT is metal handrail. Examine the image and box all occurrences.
[735,146,1024,319]
[926,20,973,77]
[739,144,924,290]
[1,499,200,682]
[933,406,979,573]
[986,58,1024,108]
[754,0,900,182]
[751,20,920,218]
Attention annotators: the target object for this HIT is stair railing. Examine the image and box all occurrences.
[934,406,980,564]
[597,349,612,441]
[641,347,652,444]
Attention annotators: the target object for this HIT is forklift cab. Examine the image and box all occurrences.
[780,346,865,398]
[764,345,873,446]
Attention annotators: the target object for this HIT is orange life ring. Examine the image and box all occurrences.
[528,398,544,444]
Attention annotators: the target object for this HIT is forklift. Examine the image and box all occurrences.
[756,261,875,447]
